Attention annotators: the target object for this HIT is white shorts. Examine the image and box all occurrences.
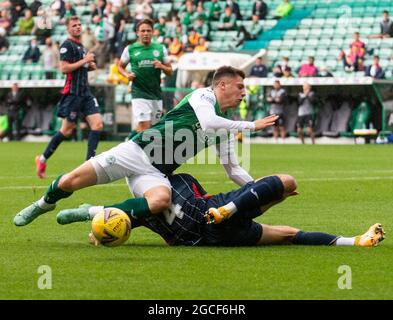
[89,141,171,197]
[131,99,163,128]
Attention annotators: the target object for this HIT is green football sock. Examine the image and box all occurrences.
[44,175,73,204]
[127,130,138,141]
[105,197,151,219]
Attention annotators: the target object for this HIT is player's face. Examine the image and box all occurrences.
[223,75,246,108]
[68,20,82,38]
[137,24,153,45]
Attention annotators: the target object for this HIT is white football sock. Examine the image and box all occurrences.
[335,237,355,246]
[38,197,54,209]
[222,201,237,214]
[88,206,104,219]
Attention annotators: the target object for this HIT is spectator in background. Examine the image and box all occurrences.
[297,83,316,144]
[180,0,194,32]
[184,28,200,52]
[194,17,209,40]
[319,66,333,77]
[22,38,41,63]
[225,0,242,20]
[93,14,115,68]
[249,57,268,78]
[234,14,262,47]
[60,2,76,24]
[370,10,393,39]
[194,37,208,52]
[42,37,59,79]
[273,56,290,77]
[0,27,9,52]
[112,5,126,58]
[28,0,42,16]
[253,0,268,20]
[207,0,222,21]
[81,26,99,52]
[32,7,52,44]
[298,56,318,77]
[339,33,366,72]
[154,15,167,38]
[107,57,129,85]
[267,80,287,143]
[192,2,208,23]
[16,8,35,35]
[9,0,27,28]
[51,0,65,18]
[134,0,153,29]
[282,66,294,78]
[217,6,237,31]
[0,9,12,33]
[6,83,26,141]
[168,36,184,62]
[365,55,385,79]
[274,0,293,19]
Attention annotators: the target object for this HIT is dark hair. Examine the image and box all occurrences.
[65,15,80,27]
[383,10,389,15]
[374,55,380,60]
[212,66,245,87]
[136,18,154,31]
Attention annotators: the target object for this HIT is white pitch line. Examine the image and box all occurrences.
[1,176,393,190]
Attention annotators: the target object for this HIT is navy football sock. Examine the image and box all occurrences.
[43,132,66,160]
[292,231,339,246]
[232,180,271,214]
[86,130,101,160]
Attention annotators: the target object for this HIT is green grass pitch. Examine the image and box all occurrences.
[0,142,392,299]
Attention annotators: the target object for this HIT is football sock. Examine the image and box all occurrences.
[335,237,356,246]
[105,197,151,219]
[88,206,104,219]
[43,175,73,204]
[43,132,66,160]
[292,231,339,246]
[227,179,272,216]
[39,155,47,163]
[86,130,101,160]
[127,130,138,141]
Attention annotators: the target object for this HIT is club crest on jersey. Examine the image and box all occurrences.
[153,50,160,57]
[60,47,67,54]
[105,155,116,165]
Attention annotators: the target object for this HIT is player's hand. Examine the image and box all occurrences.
[84,52,95,63]
[126,72,136,81]
[254,114,279,130]
[152,59,163,69]
[89,62,97,70]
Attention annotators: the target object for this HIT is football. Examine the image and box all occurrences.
[91,208,132,247]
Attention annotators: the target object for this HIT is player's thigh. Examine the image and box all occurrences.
[59,161,98,191]
[203,220,262,246]
[57,94,82,123]
[131,99,154,126]
[126,174,171,198]
[151,100,163,125]
[81,95,101,119]
[85,113,103,131]
[89,140,167,185]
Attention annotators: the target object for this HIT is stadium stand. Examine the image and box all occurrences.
[0,0,392,142]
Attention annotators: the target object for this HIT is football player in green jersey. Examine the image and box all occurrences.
[14,66,278,227]
[118,19,173,135]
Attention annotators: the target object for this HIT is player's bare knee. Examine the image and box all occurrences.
[58,173,77,191]
[91,121,103,131]
[277,174,297,195]
[146,192,171,213]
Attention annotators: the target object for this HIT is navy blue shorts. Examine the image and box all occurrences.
[57,94,100,123]
[297,115,314,129]
[272,113,285,127]
[200,176,284,246]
